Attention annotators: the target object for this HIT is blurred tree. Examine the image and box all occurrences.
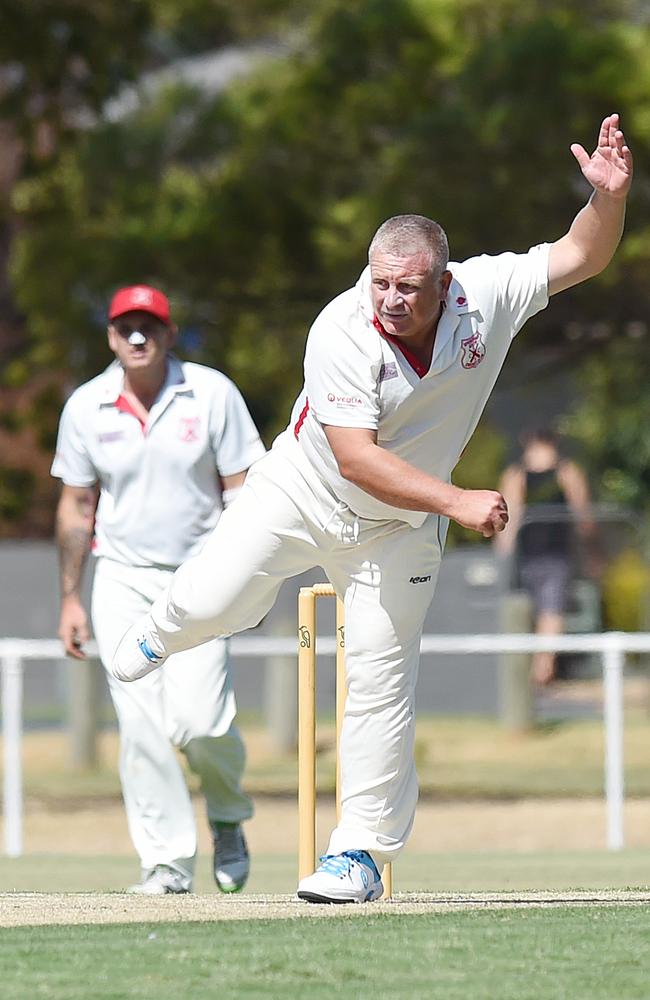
[4,0,650,533]
[0,0,155,353]
[151,0,318,50]
[561,338,650,518]
[0,1,159,534]
[600,547,650,630]
[0,0,317,532]
[0,1,153,156]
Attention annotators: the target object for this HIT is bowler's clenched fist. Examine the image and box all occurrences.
[448,488,509,538]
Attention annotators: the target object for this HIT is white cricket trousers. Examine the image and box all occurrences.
[135,441,445,868]
[92,557,253,880]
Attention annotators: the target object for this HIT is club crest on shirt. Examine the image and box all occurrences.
[179,416,200,442]
[460,331,486,369]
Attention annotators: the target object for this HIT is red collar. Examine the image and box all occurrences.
[372,316,429,379]
[115,393,146,431]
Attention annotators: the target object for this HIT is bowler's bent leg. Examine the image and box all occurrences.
[111,469,318,681]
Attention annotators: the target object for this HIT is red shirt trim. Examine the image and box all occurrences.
[293,397,310,439]
[115,394,146,432]
[372,316,428,379]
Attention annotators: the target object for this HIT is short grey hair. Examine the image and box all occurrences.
[368,215,449,275]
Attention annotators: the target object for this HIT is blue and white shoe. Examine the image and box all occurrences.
[111,621,167,682]
[297,850,383,904]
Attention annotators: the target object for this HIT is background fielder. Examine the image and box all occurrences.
[112,115,632,903]
[52,284,266,894]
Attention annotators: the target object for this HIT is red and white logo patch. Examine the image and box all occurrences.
[130,287,154,308]
[460,331,486,369]
[178,416,200,442]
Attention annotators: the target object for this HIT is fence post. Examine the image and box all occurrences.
[2,655,23,857]
[603,635,625,851]
[265,613,298,753]
[498,591,534,731]
[68,657,99,768]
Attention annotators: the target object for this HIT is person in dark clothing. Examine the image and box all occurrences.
[495,429,594,685]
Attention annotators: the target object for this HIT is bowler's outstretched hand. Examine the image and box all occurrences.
[570,113,633,199]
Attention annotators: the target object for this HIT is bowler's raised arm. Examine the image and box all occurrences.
[548,112,633,296]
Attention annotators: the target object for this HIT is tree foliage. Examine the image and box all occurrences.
[561,338,650,516]
[4,0,650,533]
[0,1,154,161]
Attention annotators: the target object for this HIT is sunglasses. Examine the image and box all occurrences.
[111,319,166,338]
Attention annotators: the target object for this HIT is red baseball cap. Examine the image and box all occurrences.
[108,285,171,324]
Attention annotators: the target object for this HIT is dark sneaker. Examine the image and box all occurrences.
[297,850,383,904]
[211,822,250,894]
[127,864,191,895]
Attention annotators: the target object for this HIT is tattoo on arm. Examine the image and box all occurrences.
[58,526,92,599]
[56,488,97,600]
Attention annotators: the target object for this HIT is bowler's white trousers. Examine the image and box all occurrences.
[135,440,445,868]
[92,557,253,881]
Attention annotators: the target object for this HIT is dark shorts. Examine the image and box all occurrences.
[518,556,571,615]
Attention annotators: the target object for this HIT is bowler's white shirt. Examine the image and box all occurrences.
[283,244,550,526]
[51,356,266,567]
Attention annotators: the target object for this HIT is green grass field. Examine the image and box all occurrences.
[3,852,650,999]
[5,704,650,997]
[2,905,650,1000]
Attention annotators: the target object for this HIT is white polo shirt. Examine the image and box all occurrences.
[51,356,266,567]
[283,243,550,527]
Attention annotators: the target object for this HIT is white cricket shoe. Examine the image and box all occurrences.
[297,850,383,904]
[112,622,167,682]
[127,865,191,895]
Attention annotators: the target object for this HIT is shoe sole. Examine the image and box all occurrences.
[296,890,355,904]
[296,888,382,904]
